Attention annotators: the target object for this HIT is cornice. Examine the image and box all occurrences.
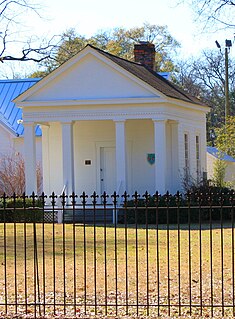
[17,97,209,114]
[22,108,205,125]
[17,97,165,108]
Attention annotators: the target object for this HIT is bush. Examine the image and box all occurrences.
[0,197,44,223]
[0,153,42,196]
[118,188,234,224]
[118,195,180,224]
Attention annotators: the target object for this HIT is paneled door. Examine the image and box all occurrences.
[100,147,116,195]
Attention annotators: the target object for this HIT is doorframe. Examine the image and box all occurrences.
[95,141,115,195]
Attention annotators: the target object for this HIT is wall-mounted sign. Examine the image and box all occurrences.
[147,153,155,165]
[85,160,92,165]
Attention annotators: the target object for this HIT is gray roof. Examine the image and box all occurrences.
[14,45,207,109]
[0,78,41,136]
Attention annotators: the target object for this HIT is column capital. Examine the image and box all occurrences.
[168,119,179,125]
[152,117,168,123]
[61,120,75,125]
[113,118,126,123]
[40,122,50,128]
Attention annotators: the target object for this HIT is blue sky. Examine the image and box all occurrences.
[1,0,234,77]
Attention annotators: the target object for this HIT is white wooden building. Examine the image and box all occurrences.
[14,43,210,196]
[207,146,235,186]
[0,78,41,161]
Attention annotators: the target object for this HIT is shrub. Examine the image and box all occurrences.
[0,153,42,196]
[0,197,44,223]
[118,189,234,225]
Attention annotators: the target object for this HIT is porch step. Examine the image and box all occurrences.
[63,208,114,224]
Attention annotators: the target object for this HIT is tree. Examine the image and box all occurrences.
[174,49,235,142]
[178,0,235,31]
[211,156,227,188]
[0,153,42,196]
[93,23,180,71]
[215,115,235,158]
[32,23,180,77]
[0,0,59,67]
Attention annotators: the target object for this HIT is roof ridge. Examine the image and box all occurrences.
[86,43,144,67]
[0,78,41,83]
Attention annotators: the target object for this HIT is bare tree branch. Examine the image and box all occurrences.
[0,0,59,67]
[177,0,235,31]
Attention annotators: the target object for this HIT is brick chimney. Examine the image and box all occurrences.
[134,42,156,71]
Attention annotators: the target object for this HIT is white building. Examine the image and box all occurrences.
[0,78,41,161]
[207,146,235,186]
[14,43,210,196]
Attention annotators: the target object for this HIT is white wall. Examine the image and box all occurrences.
[29,54,156,101]
[225,162,235,185]
[73,119,157,196]
[126,119,155,194]
[74,120,115,195]
[13,136,42,164]
[42,122,62,195]
[179,116,207,186]
[44,119,156,196]
[0,125,14,156]
[0,125,42,164]
[41,116,207,196]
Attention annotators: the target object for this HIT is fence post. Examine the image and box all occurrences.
[57,210,63,224]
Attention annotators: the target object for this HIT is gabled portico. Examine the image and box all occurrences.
[14,44,209,197]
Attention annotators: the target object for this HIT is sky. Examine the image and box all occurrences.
[1,0,234,78]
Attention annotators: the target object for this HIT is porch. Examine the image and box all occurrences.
[24,118,183,197]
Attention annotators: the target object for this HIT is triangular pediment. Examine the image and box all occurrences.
[15,47,164,104]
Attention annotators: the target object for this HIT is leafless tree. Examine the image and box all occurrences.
[178,0,235,31]
[0,0,59,65]
[0,153,42,196]
[174,49,235,147]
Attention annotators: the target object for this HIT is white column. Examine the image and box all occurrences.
[190,130,197,178]
[114,120,127,194]
[178,122,185,178]
[153,119,167,194]
[61,122,74,196]
[41,125,50,195]
[171,121,180,192]
[24,122,37,195]
[201,119,207,174]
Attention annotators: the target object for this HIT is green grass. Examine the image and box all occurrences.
[0,222,234,317]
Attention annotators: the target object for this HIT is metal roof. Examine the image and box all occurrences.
[0,78,41,136]
[157,72,171,80]
[207,146,235,163]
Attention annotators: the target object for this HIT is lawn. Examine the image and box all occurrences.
[0,222,234,318]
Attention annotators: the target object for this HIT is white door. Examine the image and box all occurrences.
[100,147,116,195]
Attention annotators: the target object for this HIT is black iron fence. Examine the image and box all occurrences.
[0,190,235,317]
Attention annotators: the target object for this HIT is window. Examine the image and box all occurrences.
[196,135,200,178]
[184,133,189,177]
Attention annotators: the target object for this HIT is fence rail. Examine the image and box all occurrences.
[0,190,235,317]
